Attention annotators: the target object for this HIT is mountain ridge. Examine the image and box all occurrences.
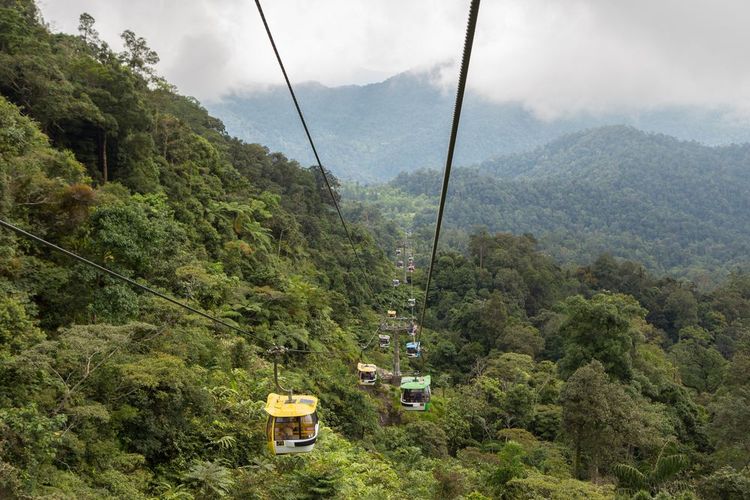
[210,70,750,182]
[364,125,750,283]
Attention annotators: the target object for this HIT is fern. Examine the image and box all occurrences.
[613,463,647,492]
[651,454,688,485]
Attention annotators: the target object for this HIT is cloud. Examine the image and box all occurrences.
[38,0,750,117]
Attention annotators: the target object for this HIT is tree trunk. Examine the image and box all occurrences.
[99,129,108,183]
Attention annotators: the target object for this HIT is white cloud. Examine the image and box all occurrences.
[37,0,750,117]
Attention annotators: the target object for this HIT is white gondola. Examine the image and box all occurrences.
[408,298,416,307]
[379,334,391,348]
[392,279,400,287]
[397,260,404,269]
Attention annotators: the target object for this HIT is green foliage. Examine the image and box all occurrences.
[0,3,747,499]
[503,470,615,499]
[668,326,726,393]
[698,466,750,500]
[489,440,527,489]
[558,293,645,381]
[560,360,673,480]
[183,460,235,498]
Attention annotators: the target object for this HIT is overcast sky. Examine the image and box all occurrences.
[38,0,750,119]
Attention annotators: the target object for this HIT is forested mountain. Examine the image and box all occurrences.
[350,126,750,284]
[3,1,750,499]
[211,71,750,182]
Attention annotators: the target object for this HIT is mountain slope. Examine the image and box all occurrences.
[382,126,750,282]
[210,71,750,182]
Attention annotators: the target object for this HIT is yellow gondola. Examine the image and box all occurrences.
[265,393,319,455]
[357,362,377,385]
[387,310,397,318]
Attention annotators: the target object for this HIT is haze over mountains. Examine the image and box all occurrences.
[209,70,750,182]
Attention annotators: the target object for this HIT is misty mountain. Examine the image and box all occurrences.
[209,71,750,182]
[381,126,750,283]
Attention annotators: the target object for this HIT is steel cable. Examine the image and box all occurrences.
[417,0,481,347]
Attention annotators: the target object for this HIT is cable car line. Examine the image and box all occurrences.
[358,326,382,352]
[253,0,371,290]
[0,219,336,356]
[0,218,279,350]
[2,0,483,457]
[417,0,481,347]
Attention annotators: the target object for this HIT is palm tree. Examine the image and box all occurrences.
[613,441,689,497]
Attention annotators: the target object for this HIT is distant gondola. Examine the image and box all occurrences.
[357,363,377,385]
[406,341,421,358]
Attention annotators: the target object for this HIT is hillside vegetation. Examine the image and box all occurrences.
[2,2,750,499]
[348,126,750,284]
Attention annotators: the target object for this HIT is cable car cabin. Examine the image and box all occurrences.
[397,260,404,269]
[406,341,421,358]
[265,393,319,455]
[406,276,412,284]
[408,298,416,307]
[387,310,397,318]
[408,324,417,336]
[379,334,391,348]
[357,363,377,385]
[392,279,400,287]
[396,249,401,256]
[408,265,415,272]
[400,375,431,411]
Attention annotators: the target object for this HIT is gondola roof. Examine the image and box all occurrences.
[400,375,431,390]
[265,393,318,417]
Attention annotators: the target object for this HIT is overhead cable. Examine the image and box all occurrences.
[0,218,273,346]
[254,0,370,283]
[417,0,481,344]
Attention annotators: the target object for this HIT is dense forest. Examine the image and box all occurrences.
[2,1,750,498]
[346,126,750,285]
